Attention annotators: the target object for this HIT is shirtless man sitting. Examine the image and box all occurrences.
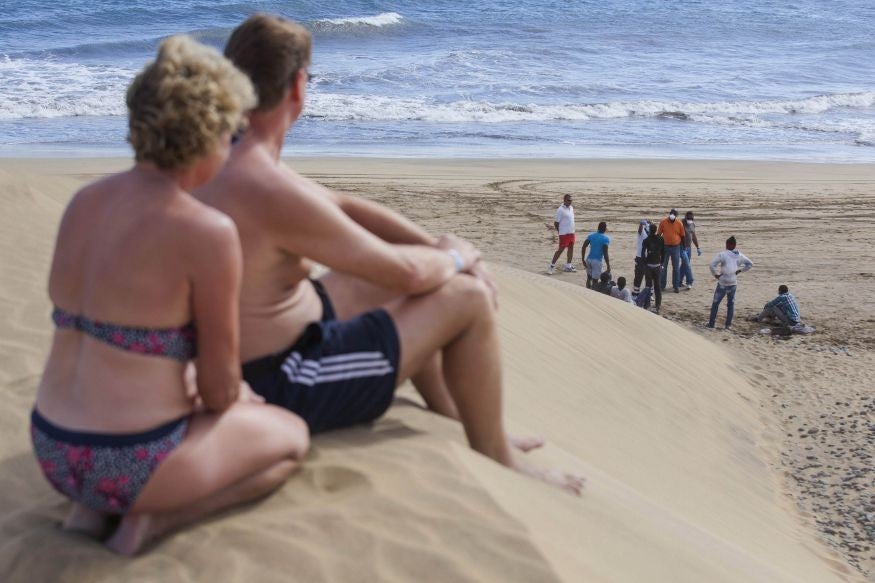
[196,14,583,494]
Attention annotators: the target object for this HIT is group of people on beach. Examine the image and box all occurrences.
[31,15,585,556]
[547,197,808,332]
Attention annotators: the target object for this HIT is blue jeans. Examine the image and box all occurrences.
[680,247,694,286]
[708,284,737,328]
[660,245,681,290]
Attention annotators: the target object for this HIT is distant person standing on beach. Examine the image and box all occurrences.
[707,236,754,329]
[632,219,649,296]
[581,221,611,289]
[679,211,701,289]
[657,208,685,293]
[640,224,665,313]
[548,194,576,275]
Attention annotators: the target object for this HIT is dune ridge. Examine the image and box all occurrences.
[0,159,861,582]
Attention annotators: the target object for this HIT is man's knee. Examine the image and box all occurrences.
[446,273,493,314]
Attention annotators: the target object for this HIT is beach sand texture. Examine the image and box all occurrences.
[0,158,869,582]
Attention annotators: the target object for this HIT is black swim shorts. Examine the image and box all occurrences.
[242,280,400,433]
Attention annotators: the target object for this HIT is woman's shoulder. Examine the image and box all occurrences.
[171,196,240,253]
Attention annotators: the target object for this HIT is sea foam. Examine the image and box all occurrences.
[315,12,404,28]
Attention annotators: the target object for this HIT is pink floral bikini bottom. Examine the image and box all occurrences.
[30,409,188,514]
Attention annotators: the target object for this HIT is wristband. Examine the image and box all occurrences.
[448,249,464,272]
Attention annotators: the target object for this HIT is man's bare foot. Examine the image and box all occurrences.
[62,504,111,538]
[105,513,159,556]
[508,434,545,453]
[516,462,585,496]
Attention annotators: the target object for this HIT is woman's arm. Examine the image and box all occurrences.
[188,213,244,412]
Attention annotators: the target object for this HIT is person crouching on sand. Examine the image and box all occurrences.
[195,14,583,495]
[30,36,309,555]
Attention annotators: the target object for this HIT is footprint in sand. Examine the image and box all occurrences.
[306,465,371,495]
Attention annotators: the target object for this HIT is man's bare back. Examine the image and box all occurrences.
[196,143,325,361]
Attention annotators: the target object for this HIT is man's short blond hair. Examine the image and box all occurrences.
[224,14,312,112]
[126,35,256,170]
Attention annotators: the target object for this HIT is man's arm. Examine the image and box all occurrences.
[736,253,754,274]
[709,253,722,278]
[334,192,437,246]
[580,240,590,260]
[603,245,610,274]
[692,228,700,249]
[300,176,498,305]
[259,172,476,295]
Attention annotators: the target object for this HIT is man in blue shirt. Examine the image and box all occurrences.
[581,221,611,289]
[750,284,801,327]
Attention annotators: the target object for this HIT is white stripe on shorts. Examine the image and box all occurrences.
[280,350,393,387]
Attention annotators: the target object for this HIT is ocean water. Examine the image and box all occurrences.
[2,0,875,160]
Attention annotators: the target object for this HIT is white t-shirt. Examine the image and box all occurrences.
[611,286,634,303]
[635,229,648,258]
[554,204,575,235]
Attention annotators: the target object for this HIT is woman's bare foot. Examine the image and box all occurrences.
[104,513,159,556]
[62,504,111,538]
[515,461,585,496]
[508,433,545,453]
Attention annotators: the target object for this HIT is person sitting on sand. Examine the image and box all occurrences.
[593,271,614,295]
[611,277,634,303]
[581,221,611,289]
[195,14,583,495]
[750,285,801,327]
[707,236,753,330]
[30,36,309,555]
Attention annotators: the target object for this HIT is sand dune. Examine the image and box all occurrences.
[0,159,862,581]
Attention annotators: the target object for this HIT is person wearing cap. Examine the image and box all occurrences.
[547,194,576,275]
[632,219,650,296]
[707,236,753,329]
[581,221,611,289]
[657,209,686,293]
[679,210,701,289]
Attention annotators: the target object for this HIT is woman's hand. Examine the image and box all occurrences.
[237,381,265,404]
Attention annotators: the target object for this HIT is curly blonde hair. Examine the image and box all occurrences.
[127,35,256,170]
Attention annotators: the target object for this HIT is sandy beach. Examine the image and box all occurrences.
[0,157,872,582]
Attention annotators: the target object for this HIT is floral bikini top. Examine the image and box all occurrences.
[52,306,197,361]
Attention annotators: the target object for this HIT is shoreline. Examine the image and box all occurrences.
[3,154,875,167]
[0,156,871,580]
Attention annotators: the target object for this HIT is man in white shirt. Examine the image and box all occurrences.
[632,219,649,296]
[707,236,754,329]
[548,194,576,275]
[611,277,634,303]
